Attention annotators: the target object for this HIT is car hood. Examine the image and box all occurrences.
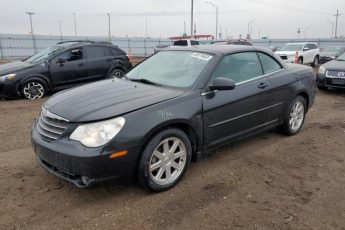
[320,51,339,57]
[44,79,185,122]
[323,60,345,70]
[0,61,34,75]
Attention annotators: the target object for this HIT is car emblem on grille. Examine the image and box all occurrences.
[41,107,69,122]
[337,72,345,77]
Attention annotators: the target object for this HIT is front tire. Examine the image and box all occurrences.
[21,79,47,100]
[298,57,303,64]
[279,96,306,136]
[138,128,192,192]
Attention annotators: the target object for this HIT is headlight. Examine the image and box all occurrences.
[0,73,16,81]
[70,117,125,148]
[318,66,326,75]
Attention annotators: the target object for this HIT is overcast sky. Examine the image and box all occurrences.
[0,0,344,39]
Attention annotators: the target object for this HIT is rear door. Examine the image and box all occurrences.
[202,52,272,149]
[50,47,87,87]
[85,46,114,81]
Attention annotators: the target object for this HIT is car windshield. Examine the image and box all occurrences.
[25,46,61,64]
[322,46,343,52]
[280,44,304,51]
[336,53,345,61]
[127,51,213,88]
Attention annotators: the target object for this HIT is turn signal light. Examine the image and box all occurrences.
[109,150,128,159]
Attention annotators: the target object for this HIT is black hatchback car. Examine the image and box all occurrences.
[0,40,132,99]
[317,52,345,90]
[31,45,316,192]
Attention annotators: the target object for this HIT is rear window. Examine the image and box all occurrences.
[86,46,113,58]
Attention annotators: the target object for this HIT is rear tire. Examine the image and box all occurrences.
[21,79,47,100]
[107,69,124,79]
[138,128,192,192]
[311,56,319,67]
[279,96,306,136]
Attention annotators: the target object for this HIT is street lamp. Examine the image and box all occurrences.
[73,13,78,39]
[247,19,257,39]
[205,1,219,40]
[25,12,37,52]
[304,25,312,39]
[59,20,63,41]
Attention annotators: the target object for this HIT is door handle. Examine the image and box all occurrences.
[258,82,269,89]
[78,63,85,67]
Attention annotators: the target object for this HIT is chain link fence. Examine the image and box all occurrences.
[1,34,345,60]
[0,34,173,60]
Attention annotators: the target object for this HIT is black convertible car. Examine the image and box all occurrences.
[31,45,316,191]
[0,40,131,99]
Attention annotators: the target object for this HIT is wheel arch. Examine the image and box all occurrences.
[19,74,51,91]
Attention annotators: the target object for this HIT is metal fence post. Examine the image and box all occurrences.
[0,36,3,59]
[32,34,37,53]
[144,39,147,57]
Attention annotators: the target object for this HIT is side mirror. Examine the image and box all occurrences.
[303,47,309,51]
[209,77,236,91]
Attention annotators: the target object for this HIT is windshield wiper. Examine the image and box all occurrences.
[130,78,161,86]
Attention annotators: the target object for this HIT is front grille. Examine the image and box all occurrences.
[326,70,345,78]
[37,107,69,141]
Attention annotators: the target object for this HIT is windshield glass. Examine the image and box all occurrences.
[280,44,304,51]
[25,46,61,63]
[336,53,345,61]
[322,46,342,52]
[127,51,213,88]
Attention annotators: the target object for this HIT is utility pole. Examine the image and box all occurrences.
[205,1,219,40]
[247,19,257,40]
[59,20,63,41]
[304,26,312,39]
[325,20,334,38]
[191,0,194,38]
[73,13,78,39]
[26,12,37,53]
[334,9,341,38]
[107,13,111,41]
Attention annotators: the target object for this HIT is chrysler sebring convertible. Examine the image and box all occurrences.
[31,45,316,192]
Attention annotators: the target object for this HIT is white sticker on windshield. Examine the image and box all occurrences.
[191,53,213,61]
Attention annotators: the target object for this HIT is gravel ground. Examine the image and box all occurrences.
[1,80,345,229]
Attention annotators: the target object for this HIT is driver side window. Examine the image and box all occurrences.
[212,52,263,84]
[58,48,83,62]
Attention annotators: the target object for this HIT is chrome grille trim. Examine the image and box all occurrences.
[326,70,345,78]
[37,107,69,141]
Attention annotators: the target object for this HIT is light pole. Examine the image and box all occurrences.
[333,9,341,38]
[73,13,78,39]
[304,25,312,39]
[247,19,257,40]
[59,20,63,41]
[26,12,37,53]
[325,20,334,38]
[205,1,218,40]
[191,0,194,38]
[107,13,111,41]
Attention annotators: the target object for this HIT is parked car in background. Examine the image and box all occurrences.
[212,39,253,46]
[275,42,320,66]
[316,52,345,90]
[0,40,132,99]
[319,46,345,64]
[154,39,205,52]
[32,45,316,191]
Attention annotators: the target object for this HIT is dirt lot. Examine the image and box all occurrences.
[1,87,345,229]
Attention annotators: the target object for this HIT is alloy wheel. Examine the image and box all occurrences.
[149,137,187,186]
[23,82,45,100]
[289,101,305,132]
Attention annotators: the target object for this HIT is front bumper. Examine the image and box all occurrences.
[316,74,345,89]
[31,119,142,187]
[0,80,21,98]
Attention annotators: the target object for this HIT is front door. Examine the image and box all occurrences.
[202,52,272,149]
[50,48,88,88]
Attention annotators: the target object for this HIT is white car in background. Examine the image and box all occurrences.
[275,42,320,66]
